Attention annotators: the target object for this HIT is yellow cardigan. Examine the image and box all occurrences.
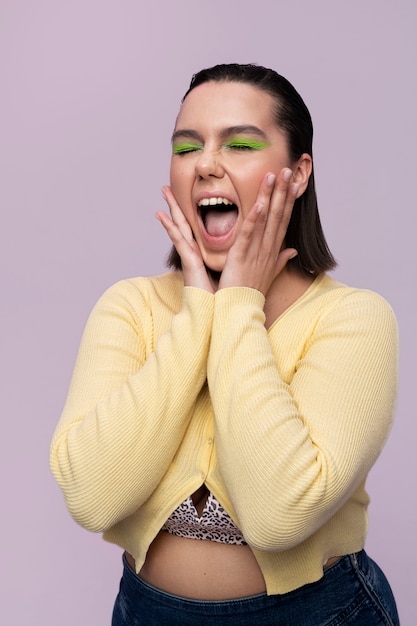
[50,272,398,594]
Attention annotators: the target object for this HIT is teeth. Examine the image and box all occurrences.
[198,197,232,207]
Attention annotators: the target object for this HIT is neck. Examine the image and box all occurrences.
[207,269,222,291]
[264,267,316,329]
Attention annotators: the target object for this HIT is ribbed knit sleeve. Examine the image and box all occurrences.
[207,284,398,552]
[50,277,214,532]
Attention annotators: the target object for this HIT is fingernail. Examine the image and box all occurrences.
[283,168,292,182]
[291,183,300,196]
[161,186,167,199]
[267,173,276,185]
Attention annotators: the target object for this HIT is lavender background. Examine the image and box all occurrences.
[1,1,416,624]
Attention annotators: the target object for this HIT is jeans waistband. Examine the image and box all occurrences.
[113,550,399,625]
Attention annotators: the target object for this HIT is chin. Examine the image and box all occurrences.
[203,252,227,275]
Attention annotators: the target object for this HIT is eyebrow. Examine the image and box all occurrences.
[171,125,268,143]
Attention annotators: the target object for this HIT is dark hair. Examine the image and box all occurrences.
[167,63,336,275]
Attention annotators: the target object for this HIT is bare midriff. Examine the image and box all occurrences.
[127,532,267,600]
[125,486,340,600]
[125,484,265,600]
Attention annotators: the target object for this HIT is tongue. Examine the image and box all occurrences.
[204,208,238,237]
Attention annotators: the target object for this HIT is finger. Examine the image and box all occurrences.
[237,170,291,246]
[156,209,203,264]
[275,247,298,274]
[263,168,297,245]
[244,172,277,236]
[256,172,279,208]
[162,186,194,243]
[162,186,189,227]
[242,169,291,236]
[157,190,202,260]
[158,188,194,247]
[155,210,185,248]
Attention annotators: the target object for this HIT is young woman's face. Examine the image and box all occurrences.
[170,81,294,273]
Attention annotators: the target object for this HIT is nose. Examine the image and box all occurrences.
[195,149,225,179]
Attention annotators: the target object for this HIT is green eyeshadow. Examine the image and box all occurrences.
[172,142,203,155]
[225,138,269,150]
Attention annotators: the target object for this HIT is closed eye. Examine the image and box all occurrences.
[172,143,203,155]
[224,138,269,151]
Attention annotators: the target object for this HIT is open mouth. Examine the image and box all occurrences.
[198,197,238,237]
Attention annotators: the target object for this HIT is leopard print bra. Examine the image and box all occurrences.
[162,492,247,545]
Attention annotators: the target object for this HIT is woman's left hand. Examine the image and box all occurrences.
[218,168,299,296]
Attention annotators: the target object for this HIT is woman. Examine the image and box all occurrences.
[50,64,400,625]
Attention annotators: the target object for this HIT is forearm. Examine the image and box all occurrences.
[207,286,398,550]
[50,282,214,531]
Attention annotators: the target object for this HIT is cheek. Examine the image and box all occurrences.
[170,161,193,194]
[169,171,182,200]
[234,168,266,210]
[169,166,196,220]
[169,161,179,188]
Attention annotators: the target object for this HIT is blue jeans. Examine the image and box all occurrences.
[112,550,399,625]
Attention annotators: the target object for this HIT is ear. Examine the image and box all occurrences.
[292,153,312,198]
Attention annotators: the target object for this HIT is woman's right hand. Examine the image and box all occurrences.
[156,186,214,293]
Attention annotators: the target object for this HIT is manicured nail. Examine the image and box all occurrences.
[255,202,264,214]
[267,173,276,185]
[291,183,300,196]
[283,168,292,182]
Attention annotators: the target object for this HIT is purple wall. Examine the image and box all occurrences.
[1,1,415,623]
